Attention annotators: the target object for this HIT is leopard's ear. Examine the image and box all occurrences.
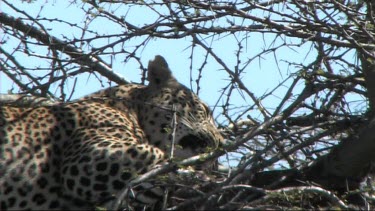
[147,55,178,87]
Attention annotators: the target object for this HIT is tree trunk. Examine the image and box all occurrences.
[251,1,375,194]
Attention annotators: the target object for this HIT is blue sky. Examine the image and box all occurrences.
[1,1,348,125]
[1,0,366,169]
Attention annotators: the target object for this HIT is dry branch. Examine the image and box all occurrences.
[0,12,128,85]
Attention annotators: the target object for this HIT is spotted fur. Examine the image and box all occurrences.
[0,55,223,210]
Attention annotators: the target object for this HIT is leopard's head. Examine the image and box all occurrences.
[138,55,224,166]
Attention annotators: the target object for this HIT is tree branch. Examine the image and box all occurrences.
[0,12,128,85]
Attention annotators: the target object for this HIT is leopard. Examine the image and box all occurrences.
[0,55,224,210]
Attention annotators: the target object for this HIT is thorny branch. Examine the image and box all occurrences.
[1,0,375,209]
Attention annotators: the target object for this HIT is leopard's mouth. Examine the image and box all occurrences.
[177,134,217,170]
[178,134,209,153]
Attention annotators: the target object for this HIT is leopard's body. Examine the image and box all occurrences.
[0,56,223,210]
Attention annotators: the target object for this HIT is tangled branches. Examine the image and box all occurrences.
[2,0,375,209]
